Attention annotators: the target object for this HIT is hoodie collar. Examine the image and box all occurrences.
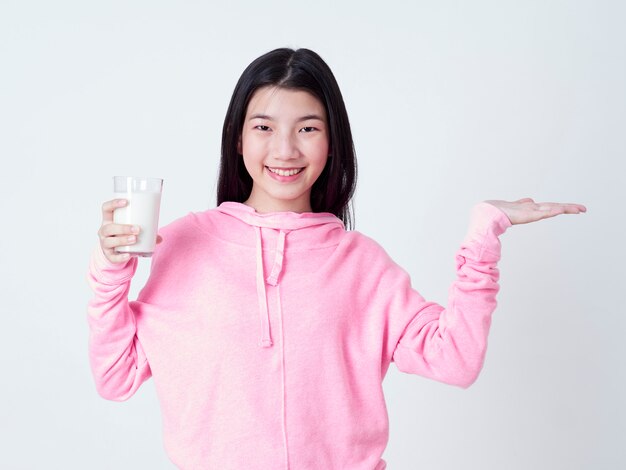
[216,202,344,348]
[216,201,344,231]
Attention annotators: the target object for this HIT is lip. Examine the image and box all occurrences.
[265,166,305,182]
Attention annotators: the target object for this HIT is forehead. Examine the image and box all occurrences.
[246,86,326,119]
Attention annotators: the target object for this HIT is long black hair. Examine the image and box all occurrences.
[217,48,357,229]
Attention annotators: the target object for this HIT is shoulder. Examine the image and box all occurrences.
[150,208,222,257]
[333,230,413,294]
[342,229,383,249]
[339,229,398,268]
[157,207,229,239]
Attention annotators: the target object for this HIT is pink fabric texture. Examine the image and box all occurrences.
[87,201,511,469]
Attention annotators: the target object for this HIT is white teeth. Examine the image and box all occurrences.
[268,167,303,177]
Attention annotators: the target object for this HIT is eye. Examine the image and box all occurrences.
[299,126,317,133]
[255,125,270,131]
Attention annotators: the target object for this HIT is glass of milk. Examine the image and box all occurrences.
[113,176,163,257]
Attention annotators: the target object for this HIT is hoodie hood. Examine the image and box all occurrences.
[216,202,345,347]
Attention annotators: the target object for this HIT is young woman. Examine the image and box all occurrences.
[88,48,586,469]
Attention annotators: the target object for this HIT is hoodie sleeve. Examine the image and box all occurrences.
[391,202,511,388]
[86,245,152,401]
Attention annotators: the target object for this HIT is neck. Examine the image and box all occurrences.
[243,196,312,214]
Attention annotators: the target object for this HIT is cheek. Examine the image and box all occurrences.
[310,139,330,164]
[310,153,329,175]
[303,133,328,153]
[241,134,263,161]
[242,152,261,175]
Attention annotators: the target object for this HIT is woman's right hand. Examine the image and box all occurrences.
[97,199,140,264]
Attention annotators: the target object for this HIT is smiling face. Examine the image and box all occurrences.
[240,86,329,214]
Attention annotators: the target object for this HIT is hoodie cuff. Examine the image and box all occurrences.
[88,243,138,285]
[461,202,512,259]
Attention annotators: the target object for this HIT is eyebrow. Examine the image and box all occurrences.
[248,113,325,122]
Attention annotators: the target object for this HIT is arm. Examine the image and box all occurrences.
[86,245,152,401]
[392,199,586,388]
[392,202,509,388]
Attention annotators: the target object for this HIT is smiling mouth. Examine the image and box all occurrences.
[266,167,304,177]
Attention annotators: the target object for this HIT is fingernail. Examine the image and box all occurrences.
[131,226,140,233]
[118,199,127,206]
[128,235,136,242]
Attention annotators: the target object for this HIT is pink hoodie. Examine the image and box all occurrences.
[87,201,510,469]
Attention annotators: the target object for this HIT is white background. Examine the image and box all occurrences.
[1,1,624,469]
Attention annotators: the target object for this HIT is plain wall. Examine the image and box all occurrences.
[1,0,624,468]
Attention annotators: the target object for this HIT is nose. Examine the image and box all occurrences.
[272,131,299,160]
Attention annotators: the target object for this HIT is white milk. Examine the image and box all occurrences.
[113,191,162,256]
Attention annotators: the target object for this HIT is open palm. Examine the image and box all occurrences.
[485,198,587,225]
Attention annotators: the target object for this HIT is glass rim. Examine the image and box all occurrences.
[113,176,163,182]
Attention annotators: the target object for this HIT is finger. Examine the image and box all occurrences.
[105,251,134,264]
[537,203,585,214]
[563,203,587,212]
[101,199,128,223]
[534,204,588,221]
[545,206,566,218]
[517,197,535,203]
[98,223,140,239]
[101,233,138,249]
[537,203,565,219]
[562,204,587,214]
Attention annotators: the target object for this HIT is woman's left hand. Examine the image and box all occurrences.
[485,198,587,225]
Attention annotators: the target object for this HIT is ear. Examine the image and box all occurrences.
[237,137,242,155]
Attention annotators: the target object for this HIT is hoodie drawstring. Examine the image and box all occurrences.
[216,202,344,350]
[254,227,287,348]
[267,230,286,286]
